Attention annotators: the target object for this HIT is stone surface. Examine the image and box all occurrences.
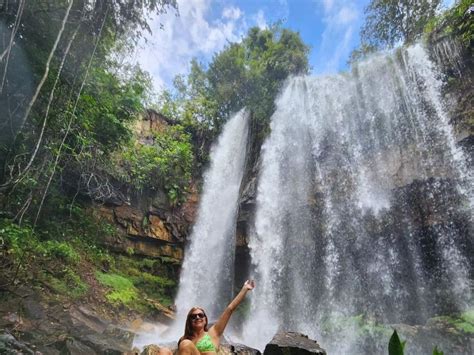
[113,205,174,242]
[235,223,248,247]
[0,290,135,355]
[102,232,183,261]
[114,205,145,234]
[219,342,261,355]
[148,215,172,241]
[95,203,184,261]
[133,110,172,145]
[181,184,199,225]
[263,332,326,355]
[0,331,39,354]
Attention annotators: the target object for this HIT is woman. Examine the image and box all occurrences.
[177,280,255,355]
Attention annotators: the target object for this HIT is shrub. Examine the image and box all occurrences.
[43,240,80,263]
[0,219,34,257]
[113,125,194,203]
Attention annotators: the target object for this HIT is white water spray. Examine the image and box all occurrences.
[174,109,249,320]
[242,44,472,354]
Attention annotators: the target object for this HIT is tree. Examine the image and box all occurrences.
[157,25,310,169]
[361,0,442,48]
[0,0,177,222]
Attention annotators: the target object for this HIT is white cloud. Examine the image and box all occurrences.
[314,1,360,74]
[222,6,242,20]
[133,0,267,92]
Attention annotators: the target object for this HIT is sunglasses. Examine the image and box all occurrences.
[190,312,206,321]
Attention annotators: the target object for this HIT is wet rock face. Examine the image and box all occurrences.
[428,34,473,160]
[263,332,326,355]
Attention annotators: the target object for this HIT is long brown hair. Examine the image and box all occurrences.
[178,307,208,345]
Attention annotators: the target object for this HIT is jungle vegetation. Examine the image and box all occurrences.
[0,0,309,314]
[0,0,471,322]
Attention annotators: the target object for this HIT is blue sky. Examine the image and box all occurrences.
[135,0,457,90]
[133,0,371,90]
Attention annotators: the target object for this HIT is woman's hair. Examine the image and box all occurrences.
[178,307,208,345]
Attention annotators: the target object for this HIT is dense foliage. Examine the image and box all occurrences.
[361,0,442,48]
[351,0,472,63]
[424,0,474,47]
[0,0,178,222]
[113,123,194,203]
[0,1,310,315]
[0,0,180,313]
[158,25,310,167]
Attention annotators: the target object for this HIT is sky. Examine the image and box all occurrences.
[135,0,446,91]
[134,0,457,91]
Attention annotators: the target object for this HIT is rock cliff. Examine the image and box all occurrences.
[91,110,200,268]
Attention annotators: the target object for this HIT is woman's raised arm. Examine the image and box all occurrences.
[210,280,255,337]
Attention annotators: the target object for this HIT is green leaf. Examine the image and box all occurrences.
[388,330,404,355]
[432,346,444,355]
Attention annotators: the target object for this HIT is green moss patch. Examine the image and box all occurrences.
[95,272,139,305]
[40,269,88,299]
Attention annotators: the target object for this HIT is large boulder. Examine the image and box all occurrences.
[219,337,260,355]
[263,332,326,355]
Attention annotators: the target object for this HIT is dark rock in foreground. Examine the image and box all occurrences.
[219,341,261,355]
[264,332,326,355]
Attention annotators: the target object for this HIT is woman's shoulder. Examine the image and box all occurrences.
[178,335,191,345]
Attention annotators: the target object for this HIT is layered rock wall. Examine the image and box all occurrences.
[92,110,199,269]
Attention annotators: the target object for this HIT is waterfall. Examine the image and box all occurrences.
[134,109,249,347]
[241,44,473,354]
[174,109,249,323]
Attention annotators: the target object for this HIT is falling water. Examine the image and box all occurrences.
[174,109,249,320]
[241,44,472,354]
[134,109,249,347]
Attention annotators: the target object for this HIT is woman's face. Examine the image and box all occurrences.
[190,308,207,330]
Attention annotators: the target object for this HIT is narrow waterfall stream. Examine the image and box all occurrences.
[134,109,249,347]
[173,109,249,320]
[241,43,472,354]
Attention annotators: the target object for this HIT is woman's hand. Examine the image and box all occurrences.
[243,279,255,290]
[212,279,256,338]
